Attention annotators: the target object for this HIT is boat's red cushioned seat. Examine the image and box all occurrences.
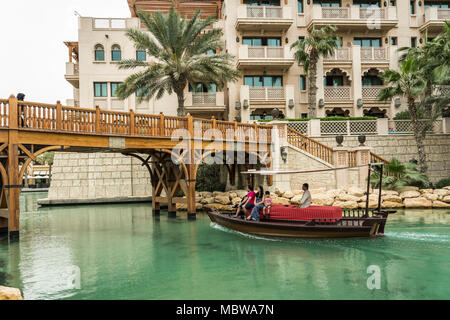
[260,205,342,221]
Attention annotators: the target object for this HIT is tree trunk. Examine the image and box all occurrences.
[408,96,427,174]
[308,54,318,118]
[175,89,185,117]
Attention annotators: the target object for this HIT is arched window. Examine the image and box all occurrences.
[94,44,105,61]
[111,45,121,61]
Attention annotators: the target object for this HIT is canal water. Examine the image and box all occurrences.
[0,192,449,300]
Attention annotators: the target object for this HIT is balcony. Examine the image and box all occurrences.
[249,87,285,101]
[360,47,389,62]
[324,86,352,102]
[235,5,293,31]
[324,48,352,63]
[362,86,385,101]
[65,62,79,88]
[237,45,294,70]
[185,92,226,112]
[419,7,450,33]
[306,5,397,31]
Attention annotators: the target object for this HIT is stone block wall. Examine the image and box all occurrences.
[315,134,450,183]
[48,152,151,199]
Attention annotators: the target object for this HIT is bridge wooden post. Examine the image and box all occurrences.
[159,113,165,136]
[186,114,196,220]
[6,95,20,239]
[95,106,100,133]
[129,109,135,135]
[56,101,62,131]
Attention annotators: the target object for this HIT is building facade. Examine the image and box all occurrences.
[64,0,449,122]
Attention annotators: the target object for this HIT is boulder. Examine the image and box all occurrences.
[215,195,230,205]
[0,286,23,300]
[213,191,228,197]
[235,190,248,198]
[198,191,212,198]
[423,193,439,201]
[433,189,449,199]
[336,193,360,202]
[228,192,237,200]
[382,194,403,203]
[310,187,327,194]
[357,200,378,209]
[404,197,432,208]
[282,191,294,199]
[399,190,421,199]
[326,189,342,198]
[395,186,419,193]
[292,189,304,195]
[443,195,450,203]
[176,203,187,210]
[311,193,334,206]
[231,197,241,205]
[347,187,365,197]
[201,197,215,205]
[419,189,434,194]
[382,201,404,208]
[444,186,450,191]
[196,203,203,210]
[332,200,358,209]
[207,203,234,212]
[274,188,284,197]
[290,195,303,205]
[272,196,290,205]
[433,200,450,208]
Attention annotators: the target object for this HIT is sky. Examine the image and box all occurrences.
[0,0,130,104]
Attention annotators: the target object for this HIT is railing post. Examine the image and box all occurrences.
[187,113,194,138]
[95,105,101,133]
[56,100,62,131]
[159,112,165,136]
[253,122,258,142]
[129,109,135,136]
[347,120,351,136]
[212,116,216,130]
[234,121,238,140]
[8,95,18,129]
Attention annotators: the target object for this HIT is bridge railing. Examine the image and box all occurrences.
[2,96,272,144]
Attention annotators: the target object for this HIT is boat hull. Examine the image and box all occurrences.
[208,210,386,239]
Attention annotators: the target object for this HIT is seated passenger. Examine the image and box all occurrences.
[300,183,311,208]
[234,185,256,218]
[247,186,264,221]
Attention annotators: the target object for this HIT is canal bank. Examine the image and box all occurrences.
[0,192,449,300]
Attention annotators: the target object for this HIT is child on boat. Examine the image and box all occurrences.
[262,191,272,219]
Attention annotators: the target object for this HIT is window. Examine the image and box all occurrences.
[300,76,306,91]
[411,37,417,47]
[136,50,146,61]
[243,0,280,6]
[391,37,397,45]
[390,0,396,6]
[410,1,415,14]
[354,38,382,47]
[95,44,105,61]
[313,0,341,7]
[353,0,381,7]
[335,37,343,47]
[301,113,308,119]
[324,75,343,87]
[111,45,121,61]
[205,49,215,55]
[298,0,304,13]
[189,83,217,93]
[362,75,383,86]
[94,82,107,97]
[424,1,449,9]
[136,87,148,98]
[298,36,305,43]
[244,76,282,87]
[242,37,281,46]
[110,82,122,97]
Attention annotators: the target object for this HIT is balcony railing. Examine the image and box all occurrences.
[324,48,351,61]
[360,47,388,61]
[324,86,352,101]
[247,6,282,18]
[362,86,385,100]
[248,46,284,58]
[249,87,284,101]
[322,7,349,19]
[308,6,397,24]
[93,18,127,29]
[192,93,217,105]
[437,8,450,19]
[359,7,386,19]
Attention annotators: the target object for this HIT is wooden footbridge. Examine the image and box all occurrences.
[0,95,273,238]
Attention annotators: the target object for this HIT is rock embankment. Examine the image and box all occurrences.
[175,186,450,211]
[0,286,23,300]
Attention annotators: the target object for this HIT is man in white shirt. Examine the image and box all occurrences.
[300,183,312,208]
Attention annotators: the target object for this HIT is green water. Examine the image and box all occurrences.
[0,192,449,300]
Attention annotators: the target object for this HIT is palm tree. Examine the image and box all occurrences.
[290,25,338,118]
[370,158,429,189]
[378,58,428,173]
[116,7,240,116]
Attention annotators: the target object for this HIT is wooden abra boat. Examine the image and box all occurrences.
[207,163,396,239]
